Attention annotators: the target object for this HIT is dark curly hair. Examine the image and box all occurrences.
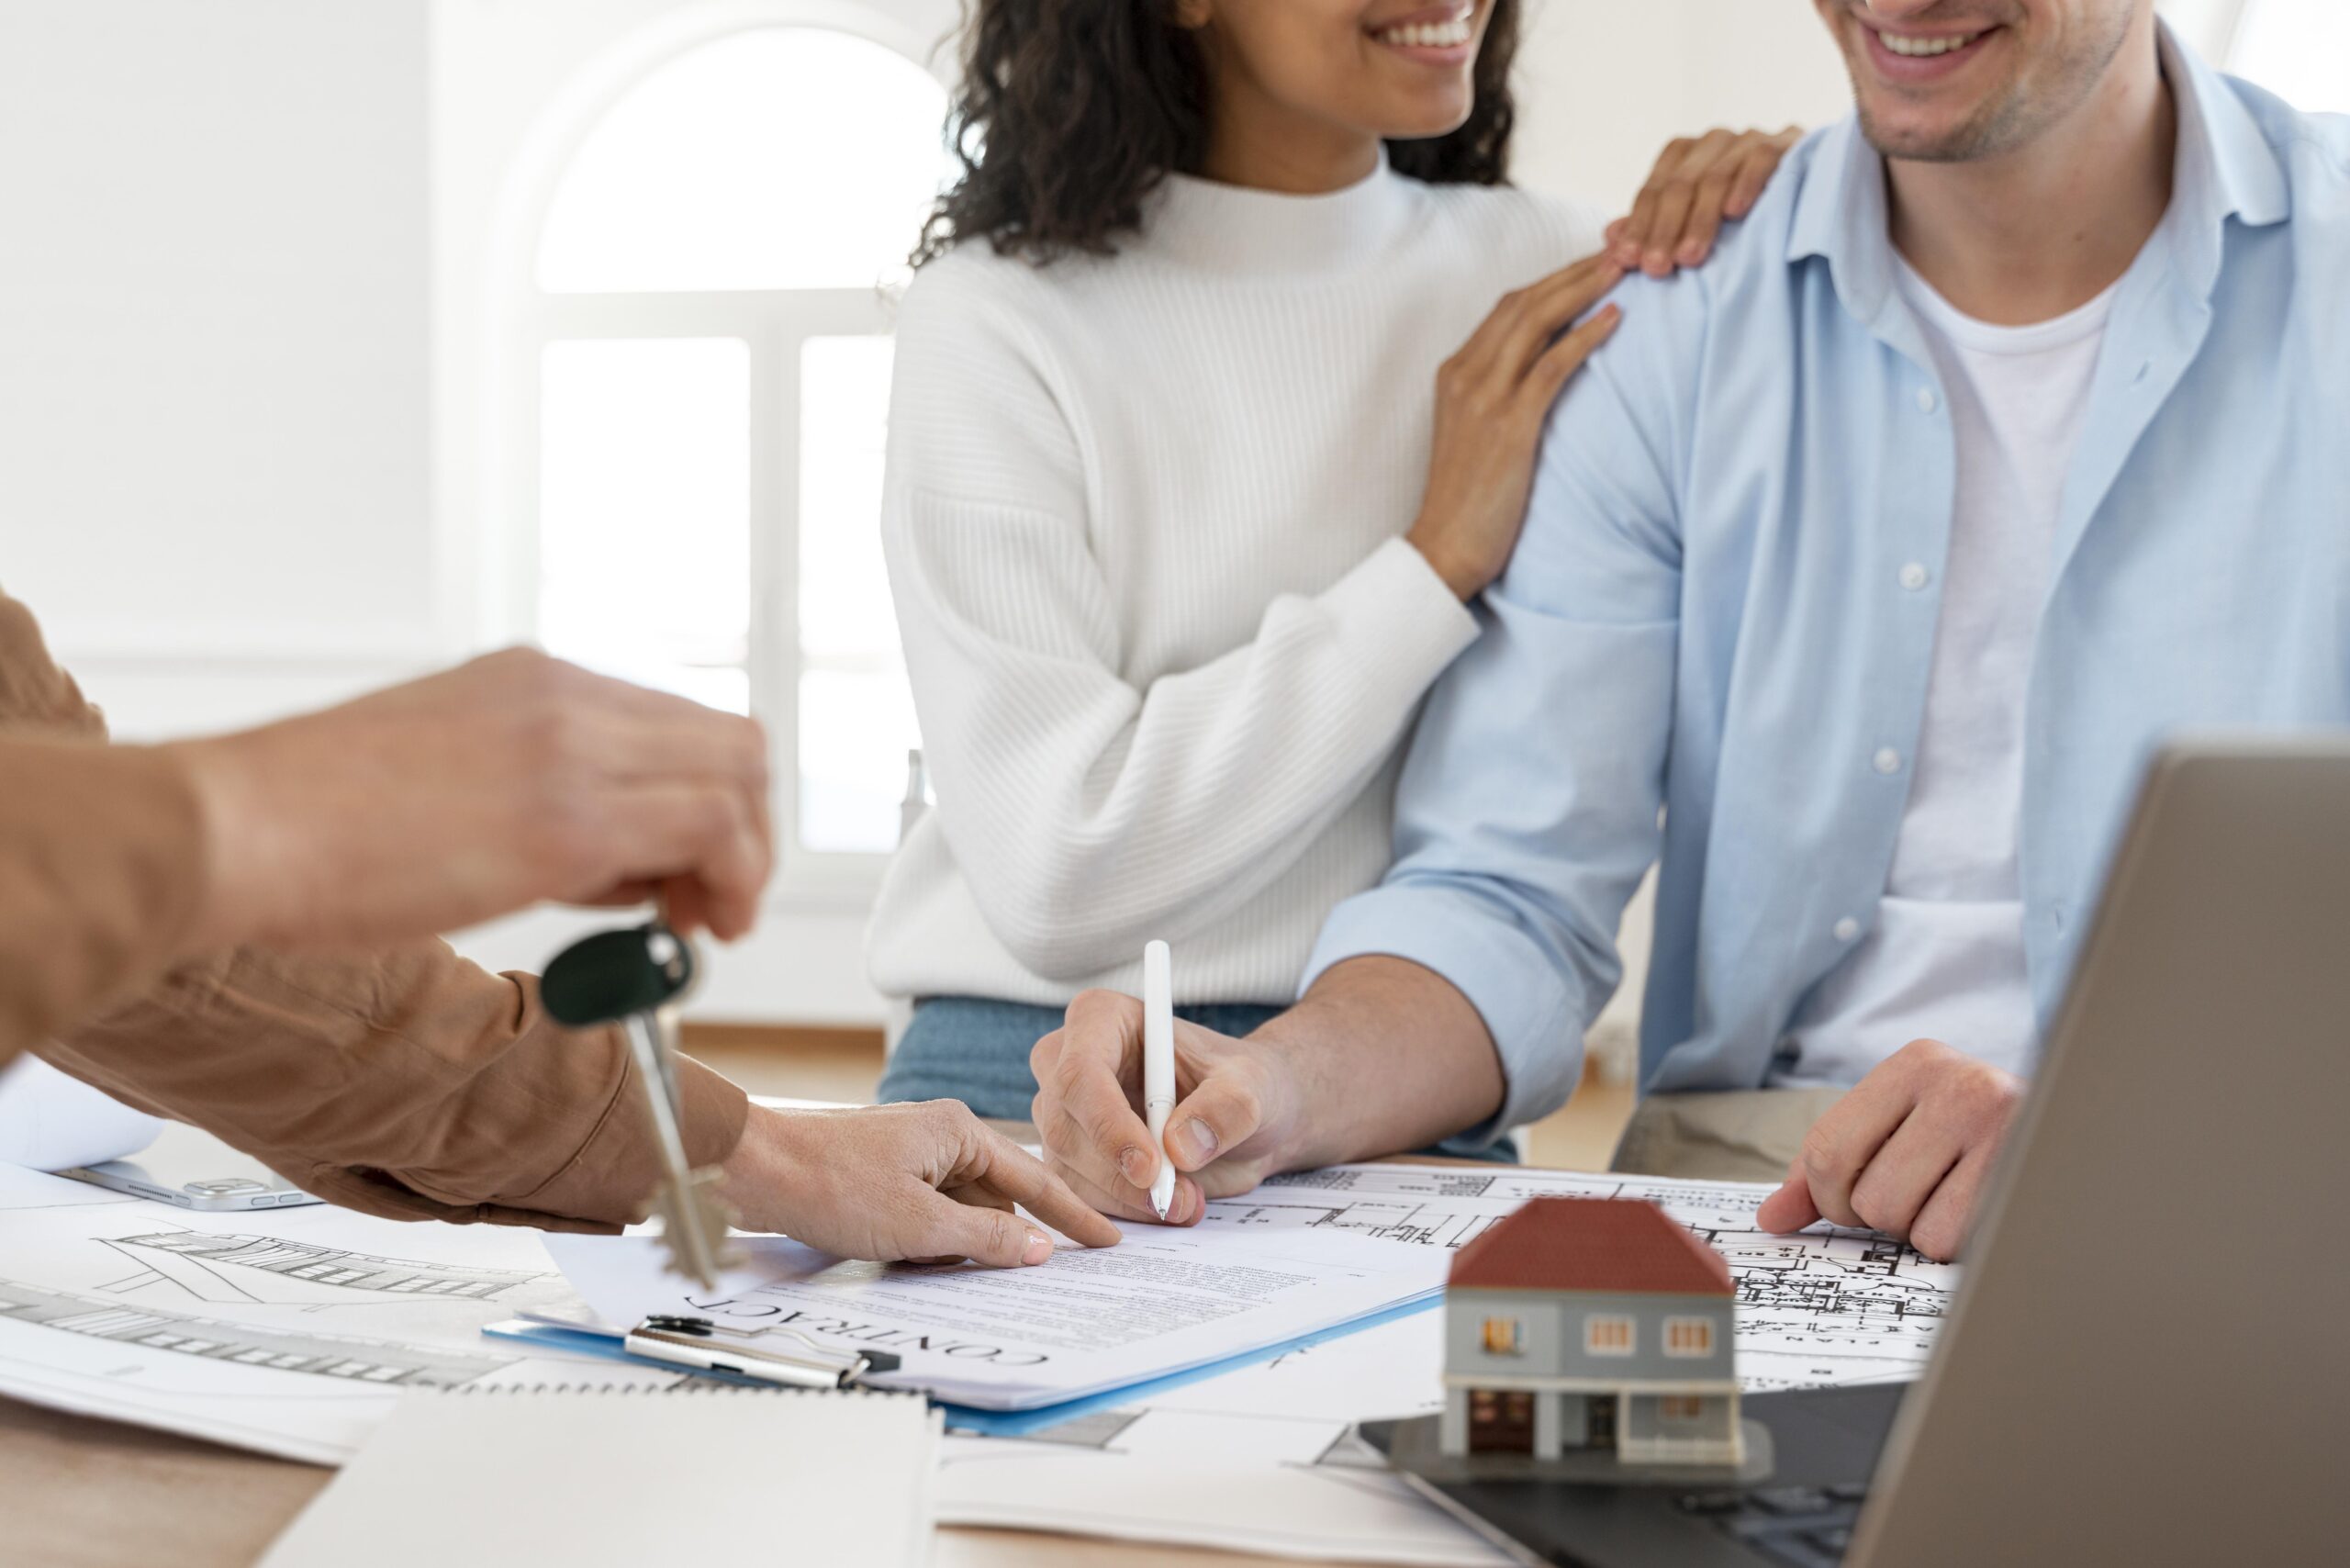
[913,0,1519,267]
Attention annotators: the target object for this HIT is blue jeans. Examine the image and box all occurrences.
[878,995,1514,1163]
[878,997,1283,1121]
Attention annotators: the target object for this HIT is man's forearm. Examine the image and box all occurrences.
[1253,955,1507,1170]
[40,941,748,1229]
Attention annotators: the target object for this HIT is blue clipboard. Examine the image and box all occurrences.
[483,1292,1438,1437]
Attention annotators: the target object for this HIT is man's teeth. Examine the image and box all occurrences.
[1882,30,1982,58]
[1376,16,1472,49]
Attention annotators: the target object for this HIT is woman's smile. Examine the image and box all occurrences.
[1367,3,1479,67]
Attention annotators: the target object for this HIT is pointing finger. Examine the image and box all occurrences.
[911,1189,1055,1269]
[1755,1153,1823,1234]
[961,1125,1124,1249]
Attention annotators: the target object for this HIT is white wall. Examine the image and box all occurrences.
[0,0,440,738]
[1514,0,1854,211]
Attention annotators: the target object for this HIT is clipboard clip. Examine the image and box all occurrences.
[622,1315,902,1390]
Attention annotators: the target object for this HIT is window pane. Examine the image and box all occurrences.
[538,29,953,293]
[799,334,918,854]
[794,333,912,860]
[2231,0,2350,112]
[539,338,750,712]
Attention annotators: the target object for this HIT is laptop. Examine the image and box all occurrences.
[1363,738,2350,1566]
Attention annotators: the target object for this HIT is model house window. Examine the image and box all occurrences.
[1585,1315,1636,1356]
[1481,1316,1522,1355]
[1659,1396,1706,1422]
[1663,1317,1716,1357]
[520,22,955,884]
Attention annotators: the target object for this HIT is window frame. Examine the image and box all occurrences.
[484,0,957,912]
[1584,1314,1636,1357]
[1481,1316,1523,1356]
[1662,1316,1716,1358]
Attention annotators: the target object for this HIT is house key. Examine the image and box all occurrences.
[542,919,742,1292]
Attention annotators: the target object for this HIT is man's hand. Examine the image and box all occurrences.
[1029,990,1307,1226]
[172,649,775,953]
[1755,1039,2025,1261]
[720,1101,1122,1267]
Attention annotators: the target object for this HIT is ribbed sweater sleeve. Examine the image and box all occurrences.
[882,269,1480,981]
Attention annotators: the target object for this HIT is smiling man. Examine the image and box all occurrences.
[1029,0,2350,1260]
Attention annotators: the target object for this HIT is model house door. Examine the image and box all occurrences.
[1468,1390,1535,1453]
[1587,1393,1618,1448]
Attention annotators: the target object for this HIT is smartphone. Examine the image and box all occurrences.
[52,1122,321,1211]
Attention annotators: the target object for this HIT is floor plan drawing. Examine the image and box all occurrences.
[0,1278,517,1387]
[1199,1163,1958,1390]
[94,1230,554,1309]
[0,1161,664,1463]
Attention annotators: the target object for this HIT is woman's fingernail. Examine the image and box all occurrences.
[1023,1231,1053,1265]
[1119,1146,1154,1187]
[1174,1121,1218,1164]
[1679,241,1706,263]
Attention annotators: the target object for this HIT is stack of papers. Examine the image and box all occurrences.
[536,1208,1449,1413]
[0,1149,1960,1567]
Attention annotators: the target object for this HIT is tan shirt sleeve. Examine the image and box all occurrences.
[0,738,210,1068]
[1,587,749,1231]
[41,946,748,1233]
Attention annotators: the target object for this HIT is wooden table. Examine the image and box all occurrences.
[0,1118,1515,1568]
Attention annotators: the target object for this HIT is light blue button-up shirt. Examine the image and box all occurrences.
[1304,27,2350,1134]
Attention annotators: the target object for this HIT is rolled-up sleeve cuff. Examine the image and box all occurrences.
[1302,885,1585,1152]
[510,1047,750,1226]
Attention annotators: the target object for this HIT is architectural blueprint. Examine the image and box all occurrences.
[0,1163,675,1462]
[928,1162,1957,1562]
[1196,1163,1958,1391]
[0,1151,1952,1560]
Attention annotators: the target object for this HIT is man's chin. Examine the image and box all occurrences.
[1853,99,2016,164]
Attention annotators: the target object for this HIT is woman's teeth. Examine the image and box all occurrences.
[1882,30,1982,58]
[1376,16,1472,50]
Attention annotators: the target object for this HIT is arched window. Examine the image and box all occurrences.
[511,12,953,893]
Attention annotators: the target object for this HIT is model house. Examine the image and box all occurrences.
[1440,1197,1741,1467]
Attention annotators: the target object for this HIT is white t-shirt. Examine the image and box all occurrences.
[1775,260,2120,1088]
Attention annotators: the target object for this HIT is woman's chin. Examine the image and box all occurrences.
[1352,83,1477,145]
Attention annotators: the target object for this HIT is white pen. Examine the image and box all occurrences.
[1142,939,1177,1221]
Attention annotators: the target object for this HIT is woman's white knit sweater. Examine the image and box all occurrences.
[868,158,1602,1007]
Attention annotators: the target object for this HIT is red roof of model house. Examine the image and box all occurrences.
[1449,1198,1733,1295]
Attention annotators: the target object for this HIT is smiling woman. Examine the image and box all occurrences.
[914,0,1520,263]
[865,0,1802,1141]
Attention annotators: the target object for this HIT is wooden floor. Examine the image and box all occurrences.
[682,1024,1639,1171]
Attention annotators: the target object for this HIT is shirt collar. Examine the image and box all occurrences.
[1786,17,2290,328]
[1145,147,1419,276]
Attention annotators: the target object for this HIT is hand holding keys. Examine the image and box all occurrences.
[543,918,743,1291]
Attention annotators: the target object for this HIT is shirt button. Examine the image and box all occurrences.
[1898,562,1930,591]
[1917,387,1939,415]
[1833,917,1862,943]
[1873,747,1903,775]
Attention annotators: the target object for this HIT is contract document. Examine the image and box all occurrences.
[544,1209,1450,1410]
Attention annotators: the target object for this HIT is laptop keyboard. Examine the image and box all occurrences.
[1675,1484,1868,1567]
